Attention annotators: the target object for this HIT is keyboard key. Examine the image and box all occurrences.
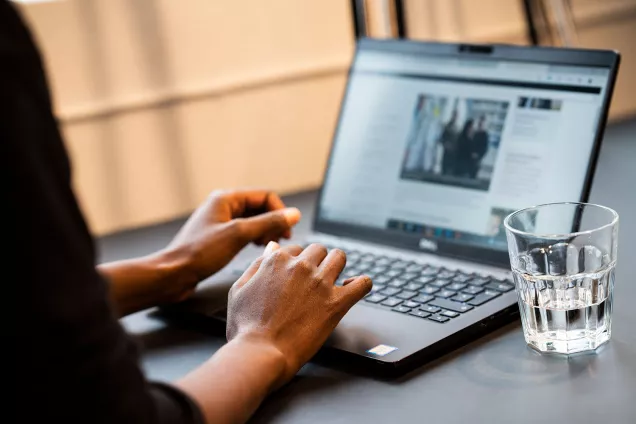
[396,290,418,300]
[373,275,391,285]
[380,287,401,297]
[415,275,435,285]
[355,262,372,272]
[369,284,385,293]
[405,282,424,291]
[420,266,439,276]
[453,274,473,284]
[347,251,361,261]
[412,295,435,304]
[392,305,411,313]
[485,281,515,292]
[452,293,474,302]
[406,263,425,273]
[369,266,388,275]
[462,285,484,295]
[381,297,402,307]
[386,269,403,278]
[428,314,450,323]
[402,300,420,309]
[440,310,460,318]
[390,260,409,269]
[388,278,408,288]
[467,291,501,306]
[376,257,393,266]
[409,310,431,319]
[420,304,441,314]
[438,270,456,279]
[471,276,491,286]
[421,286,439,295]
[448,282,467,291]
[437,289,457,298]
[429,298,474,313]
[360,254,375,263]
[343,261,359,270]
[365,294,387,303]
[343,268,360,278]
[401,272,419,281]
[431,279,451,288]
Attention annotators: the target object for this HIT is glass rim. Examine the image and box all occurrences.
[503,202,618,239]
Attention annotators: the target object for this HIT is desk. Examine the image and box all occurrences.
[103,121,636,423]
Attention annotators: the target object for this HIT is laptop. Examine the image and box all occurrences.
[160,39,620,377]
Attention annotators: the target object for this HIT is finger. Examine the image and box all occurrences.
[317,248,347,283]
[263,241,280,255]
[224,190,286,216]
[262,193,293,239]
[298,243,329,266]
[263,192,286,212]
[336,275,373,310]
[238,208,301,244]
[221,190,295,240]
[234,241,280,287]
[279,244,303,256]
[234,256,266,288]
[234,243,302,288]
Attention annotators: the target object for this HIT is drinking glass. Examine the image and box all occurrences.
[504,202,618,354]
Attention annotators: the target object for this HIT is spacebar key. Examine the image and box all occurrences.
[429,297,474,313]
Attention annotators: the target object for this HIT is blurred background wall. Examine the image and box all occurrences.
[17,0,636,235]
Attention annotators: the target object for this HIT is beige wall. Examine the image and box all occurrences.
[18,0,635,235]
[20,0,353,234]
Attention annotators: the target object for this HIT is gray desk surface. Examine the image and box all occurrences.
[101,121,636,423]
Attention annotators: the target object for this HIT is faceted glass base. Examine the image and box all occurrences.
[525,330,610,354]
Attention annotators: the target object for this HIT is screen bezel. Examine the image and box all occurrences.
[313,38,620,268]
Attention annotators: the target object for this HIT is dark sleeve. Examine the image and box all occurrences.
[2,3,204,423]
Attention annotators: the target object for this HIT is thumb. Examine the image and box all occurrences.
[337,275,373,311]
[239,207,301,242]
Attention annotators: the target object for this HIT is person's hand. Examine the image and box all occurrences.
[162,190,301,301]
[226,242,372,386]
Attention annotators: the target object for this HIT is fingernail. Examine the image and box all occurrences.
[359,275,372,284]
[264,241,279,255]
[282,207,301,226]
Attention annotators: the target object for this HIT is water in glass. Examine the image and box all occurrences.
[505,203,618,354]
[513,261,614,354]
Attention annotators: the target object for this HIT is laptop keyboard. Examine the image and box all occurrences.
[233,243,515,324]
[327,244,515,324]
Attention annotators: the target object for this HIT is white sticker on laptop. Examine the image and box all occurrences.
[367,344,398,356]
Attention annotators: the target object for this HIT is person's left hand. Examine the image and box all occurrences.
[162,190,301,301]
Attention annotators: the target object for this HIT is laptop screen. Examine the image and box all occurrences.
[317,45,613,253]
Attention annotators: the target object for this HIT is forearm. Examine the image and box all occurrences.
[175,335,287,424]
[98,249,196,317]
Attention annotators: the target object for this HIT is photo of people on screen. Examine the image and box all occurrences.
[400,95,509,191]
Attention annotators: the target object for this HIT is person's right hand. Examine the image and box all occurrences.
[226,242,372,386]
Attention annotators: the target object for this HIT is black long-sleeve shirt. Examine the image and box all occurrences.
[4,2,203,422]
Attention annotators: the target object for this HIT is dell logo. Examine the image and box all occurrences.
[418,238,438,251]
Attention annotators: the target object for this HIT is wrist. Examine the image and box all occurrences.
[149,246,199,303]
[227,333,290,390]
